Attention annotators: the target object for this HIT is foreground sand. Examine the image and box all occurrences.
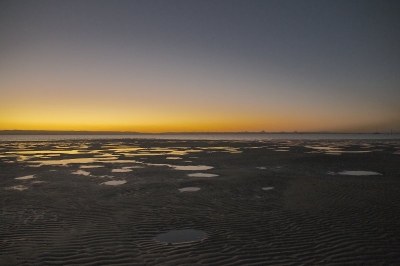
[1,139,400,265]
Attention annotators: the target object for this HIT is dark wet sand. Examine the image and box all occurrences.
[1,139,400,265]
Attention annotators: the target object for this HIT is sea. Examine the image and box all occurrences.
[1,133,399,142]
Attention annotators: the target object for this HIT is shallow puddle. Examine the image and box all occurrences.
[72,170,90,176]
[15,175,35,180]
[262,187,274,191]
[6,185,29,191]
[338,171,382,176]
[35,158,100,165]
[80,165,104,168]
[111,168,132,173]
[187,173,218,178]
[101,180,126,186]
[172,165,213,171]
[31,181,46,184]
[154,229,207,244]
[179,187,201,192]
[32,157,137,166]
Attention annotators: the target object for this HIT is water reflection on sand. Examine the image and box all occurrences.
[101,180,126,186]
[1,140,397,182]
[338,170,382,176]
[188,173,218,178]
[6,185,29,191]
[111,167,133,172]
[72,170,91,176]
[179,187,201,192]
[15,175,35,180]
[172,165,213,171]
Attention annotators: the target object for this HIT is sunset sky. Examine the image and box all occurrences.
[1,0,399,133]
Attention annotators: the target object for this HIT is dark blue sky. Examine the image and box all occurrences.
[1,0,399,132]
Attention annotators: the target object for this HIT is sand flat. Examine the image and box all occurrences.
[1,139,400,265]
[154,229,207,244]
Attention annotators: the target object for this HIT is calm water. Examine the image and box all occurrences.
[1,133,399,141]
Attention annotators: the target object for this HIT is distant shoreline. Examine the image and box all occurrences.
[0,130,398,135]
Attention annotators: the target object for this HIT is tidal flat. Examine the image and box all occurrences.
[1,139,400,265]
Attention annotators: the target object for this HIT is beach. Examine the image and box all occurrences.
[1,138,400,265]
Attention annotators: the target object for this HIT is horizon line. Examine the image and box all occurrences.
[0,130,397,135]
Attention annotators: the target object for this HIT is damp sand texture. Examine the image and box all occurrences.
[1,139,400,265]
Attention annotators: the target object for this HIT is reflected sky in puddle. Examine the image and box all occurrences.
[29,158,139,166]
[109,147,190,156]
[32,181,46,184]
[15,175,35,180]
[332,150,371,154]
[101,180,126,186]
[172,165,213,171]
[187,173,218,178]
[154,229,206,244]
[109,147,142,152]
[338,170,382,176]
[185,149,203,153]
[111,167,132,172]
[72,170,91,176]
[179,187,201,192]
[305,143,374,155]
[6,185,29,191]
[6,150,82,155]
[188,146,243,154]
[262,187,274,191]
[80,165,104,168]
[93,153,117,157]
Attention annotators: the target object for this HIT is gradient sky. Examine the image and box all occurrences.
[1,0,399,132]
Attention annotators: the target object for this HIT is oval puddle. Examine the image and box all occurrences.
[338,171,382,176]
[187,173,218,178]
[72,170,90,176]
[179,187,201,192]
[15,175,35,180]
[111,168,132,173]
[172,165,213,171]
[101,180,126,186]
[262,187,274,191]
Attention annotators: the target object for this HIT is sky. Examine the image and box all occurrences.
[1,0,399,133]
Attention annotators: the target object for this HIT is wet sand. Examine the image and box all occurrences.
[1,139,400,265]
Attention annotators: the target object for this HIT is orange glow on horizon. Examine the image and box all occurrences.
[1,74,398,134]
[0,113,374,133]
